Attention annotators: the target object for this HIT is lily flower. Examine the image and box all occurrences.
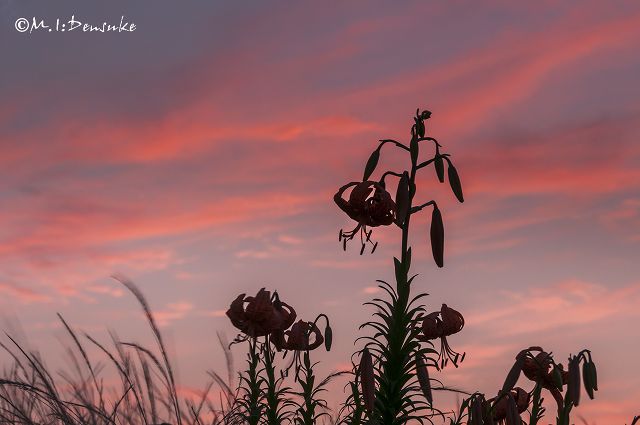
[521,351,568,412]
[226,288,296,340]
[419,304,465,368]
[271,320,324,352]
[334,181,396,254]
[488,387,529,423]
[271,319,328,379]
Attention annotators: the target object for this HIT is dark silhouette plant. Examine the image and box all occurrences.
[224,288,336,425]
[333,109,599,425]
[334,108,464,425]
[0,109,610,425]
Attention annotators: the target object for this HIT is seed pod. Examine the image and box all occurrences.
[501,356,524,395]
[448,162,464,203]
[363,148,380,181]
[434,146,445,183]
[324,323,333,351]
[505,393,520,425]
[430,206,444,268]
[395,171,410,226]
[415,353,433,405]
[470,396,484,425]
[410,133,420,164]
[582,362,593,400]
[421,110,432,120]
[359,348,375,412]
[567,356,581,407]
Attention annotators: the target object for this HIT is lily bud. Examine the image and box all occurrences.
[505,393,520,425]
[583,360,597,399]
[552,365,564,390]
[470,396,484,425]
[359,348,375,412]
[434,146,445,183]
[501,356,524,395]
[567,356,581,407]
[415,353,433,405]
[363,148,380,181]
[430,206,444,268]
[324,323,333,352]
[447,162,464,203]
[410,133,420,163]
[395,172,410,226]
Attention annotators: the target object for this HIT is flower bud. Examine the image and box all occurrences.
[430,206,444,268]
[363,148,380,181]
[501,356,524,395]
[448,162,464,203]
[505,393,520,425]
[359,348,375,412]
[395,172,410,226]
[470,396,484,425]
[415,353,433,405]
[567,356,581,407]
[324,323,333,352]
[434,146,445,183]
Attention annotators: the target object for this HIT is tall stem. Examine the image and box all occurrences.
[375,148,419,425]
[248,340,262,425]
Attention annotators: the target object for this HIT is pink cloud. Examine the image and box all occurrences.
[468,279,640,336]
[153,301,194,327]
[0,282,50,304]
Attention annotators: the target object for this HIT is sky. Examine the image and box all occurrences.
[1,0,639,422]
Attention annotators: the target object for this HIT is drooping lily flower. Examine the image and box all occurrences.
[271,320,324,352]
[334,181,396,254]
[488,387,529,423]
[419,304,465,368]
[521,351,568,412]
[272,319,329,379]
[226,288,296,339]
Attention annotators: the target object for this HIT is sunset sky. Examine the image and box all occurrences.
[1,1,639,422]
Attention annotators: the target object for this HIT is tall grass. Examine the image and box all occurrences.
[0,277,237,425]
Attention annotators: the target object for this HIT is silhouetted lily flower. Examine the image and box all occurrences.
[334,181,396,254]
[226,288,296,339]
[418,304,465,368]
[521,350,568,411]
[271,320,324,352]
[488,387,529,423]
[272,318,331,380]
